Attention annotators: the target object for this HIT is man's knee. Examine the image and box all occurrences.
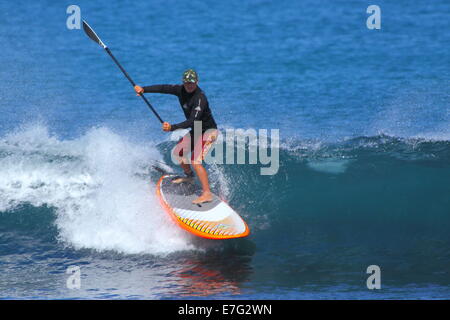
[191,162,204,169]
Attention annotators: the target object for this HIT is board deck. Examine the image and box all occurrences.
[156,175,250,239]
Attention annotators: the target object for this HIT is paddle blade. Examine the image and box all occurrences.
[82,20,107,49]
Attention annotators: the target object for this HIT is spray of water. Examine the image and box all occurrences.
[0,123,196,255]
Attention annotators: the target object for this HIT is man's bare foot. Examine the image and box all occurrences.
[192,192,213,204]
[172,176,194,184]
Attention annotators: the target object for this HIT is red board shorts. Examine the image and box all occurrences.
[173,129,218,164]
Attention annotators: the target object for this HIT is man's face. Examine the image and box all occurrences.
[183,81,197,93]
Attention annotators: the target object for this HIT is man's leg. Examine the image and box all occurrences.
[172,132,194,183]
[192,163,213,204]
[191,129,218,204]
[179,162,192,175]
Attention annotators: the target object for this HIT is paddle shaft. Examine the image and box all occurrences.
[82,20,164,123]
[104,47,164,123]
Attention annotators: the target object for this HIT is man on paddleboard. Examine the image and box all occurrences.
[134,69,218,204]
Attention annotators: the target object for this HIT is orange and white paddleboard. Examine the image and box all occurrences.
[156,175,250,240]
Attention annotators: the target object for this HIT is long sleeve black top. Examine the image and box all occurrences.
[143,84,217,132]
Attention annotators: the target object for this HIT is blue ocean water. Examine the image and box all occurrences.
[0,0,449,299]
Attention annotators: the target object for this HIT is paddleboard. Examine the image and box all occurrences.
[156,174,250,240]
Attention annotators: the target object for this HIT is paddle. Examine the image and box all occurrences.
[82,20,164,123]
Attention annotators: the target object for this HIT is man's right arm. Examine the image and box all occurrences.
[142,84,181,96]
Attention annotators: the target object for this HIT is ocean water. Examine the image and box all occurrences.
[0,0,449,299]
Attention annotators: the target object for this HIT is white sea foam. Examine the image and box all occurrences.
[0,123,195,255]
[306,158,354,174]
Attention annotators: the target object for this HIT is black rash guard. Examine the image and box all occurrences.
[142,84,217,132]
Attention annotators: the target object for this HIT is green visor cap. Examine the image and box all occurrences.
[182,69,198,83]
